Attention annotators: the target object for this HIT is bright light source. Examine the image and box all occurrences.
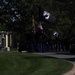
[43,11,50,19]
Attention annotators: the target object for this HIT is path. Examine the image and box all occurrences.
[63,62,75,75]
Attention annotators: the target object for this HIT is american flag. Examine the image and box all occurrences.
[37,22,43,30]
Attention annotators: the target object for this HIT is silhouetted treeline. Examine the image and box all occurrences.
[18,30,75,53]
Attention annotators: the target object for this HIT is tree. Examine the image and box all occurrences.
[0,0,75,37]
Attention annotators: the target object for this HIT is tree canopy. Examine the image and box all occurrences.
[0,0,75,37]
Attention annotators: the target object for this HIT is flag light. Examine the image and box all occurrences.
[39,6,56,23]
[43,11,51,20]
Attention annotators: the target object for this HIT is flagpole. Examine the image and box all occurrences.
[32,15,35,33]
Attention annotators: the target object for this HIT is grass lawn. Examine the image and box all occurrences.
[0,52,73,75]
